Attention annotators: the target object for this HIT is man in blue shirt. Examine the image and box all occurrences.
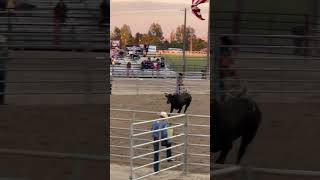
[152,112,173,172]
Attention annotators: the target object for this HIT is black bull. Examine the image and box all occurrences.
[211,96,262,164]
[165,92,192,113]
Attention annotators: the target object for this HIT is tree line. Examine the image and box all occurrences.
[111,23,208,51]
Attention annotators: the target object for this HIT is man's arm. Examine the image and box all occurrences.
[152,122,159,138]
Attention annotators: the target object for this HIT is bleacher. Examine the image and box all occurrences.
[0,0,107,51]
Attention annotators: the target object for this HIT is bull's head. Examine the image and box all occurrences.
[164,93,173,104]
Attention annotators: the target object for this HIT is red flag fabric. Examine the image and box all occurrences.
[191,0,208,20]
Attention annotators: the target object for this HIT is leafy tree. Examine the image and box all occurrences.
[134,32,144,45]
[120,24,133,47]
[111,27,121,40]
[193,38,208,51]
[147,23,164,46]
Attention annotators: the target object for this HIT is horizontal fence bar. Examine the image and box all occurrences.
[132,124,184,137]
[110,154,152,162]
[188,124,210,128]
[110,145,153,152]
[189,143,210,147]
[111,140,209,151]
[132,143,184,160]
[132,134,185,148]
[111,156,210,168]
[188,153,210,157]
[133,114,185,126]
[188,134,210,138]
[132,153,184,171]
[134,163,183,180]
[188,162,210,167]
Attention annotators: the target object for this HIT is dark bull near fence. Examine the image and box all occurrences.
[212,92,262,164]
[164,92,192,114]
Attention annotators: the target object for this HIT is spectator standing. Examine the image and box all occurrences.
[176,73,184,94]
[152,112,173,172]
[126,61,131,78]
[54,0,68,47]
[144,44,149,55]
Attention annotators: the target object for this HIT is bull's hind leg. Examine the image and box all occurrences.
[183,102,191,113]
[236,130,258,164]
[215,144,232,164]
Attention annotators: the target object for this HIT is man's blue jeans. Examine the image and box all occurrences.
[153,137,172,172]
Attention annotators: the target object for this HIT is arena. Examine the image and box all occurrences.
[110,78,210,179]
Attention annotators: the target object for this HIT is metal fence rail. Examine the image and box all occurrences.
[129,113,187,180]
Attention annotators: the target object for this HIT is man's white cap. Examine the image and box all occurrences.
[159,111,168,118]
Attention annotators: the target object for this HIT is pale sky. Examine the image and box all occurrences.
[111,0,209,40]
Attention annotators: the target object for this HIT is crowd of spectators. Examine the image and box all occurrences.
[140,57,165,70]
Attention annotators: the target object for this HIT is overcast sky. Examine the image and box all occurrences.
[111,0,209,40]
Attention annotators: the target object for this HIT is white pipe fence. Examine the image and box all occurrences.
[110,108,210,178]
[129,113,187,180]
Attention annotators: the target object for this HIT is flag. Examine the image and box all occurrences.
[191,0,208,20]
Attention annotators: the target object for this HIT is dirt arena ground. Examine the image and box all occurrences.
[110,94,210,179]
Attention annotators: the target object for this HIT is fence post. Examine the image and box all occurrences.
[182,114,188,175]
[129,112,136,180]
[158,120,161,175]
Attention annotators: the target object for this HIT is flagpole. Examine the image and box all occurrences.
[182,8,187,73]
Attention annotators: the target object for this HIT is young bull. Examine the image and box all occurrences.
[164,92,192,114]
[212,95,262,164]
